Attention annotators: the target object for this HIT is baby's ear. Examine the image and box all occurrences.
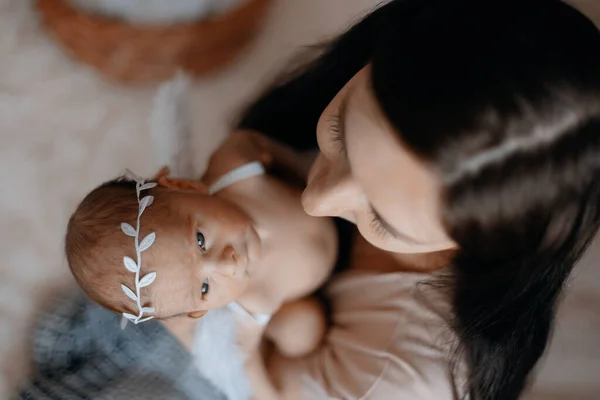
[187,310,208,319]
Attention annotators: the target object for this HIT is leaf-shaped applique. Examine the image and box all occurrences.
[140,182,157,191]
[121,284,137,301]
[123,256,138,273]
[124,169,144,183]
[141,307,155,314]
[121,223,136,237]
[139,233,156,252]
[120,316,129,330]
[139,195,154,214]
[137,316,155,324]
[139,272,157,288]
[122,312,137,322]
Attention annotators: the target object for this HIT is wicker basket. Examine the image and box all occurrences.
[37,0,273,83]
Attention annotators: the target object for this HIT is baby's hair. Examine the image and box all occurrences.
[66,176,168,316]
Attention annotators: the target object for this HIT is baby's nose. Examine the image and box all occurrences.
[220,245,237,263]
[216,245,244,277]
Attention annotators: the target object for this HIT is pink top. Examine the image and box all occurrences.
[297,270,466,399]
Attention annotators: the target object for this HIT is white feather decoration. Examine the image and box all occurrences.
[149,73,196,178]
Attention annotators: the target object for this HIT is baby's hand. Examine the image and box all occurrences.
[265,296,327,358]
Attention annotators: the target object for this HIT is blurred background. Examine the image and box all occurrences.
[0,0,598,398]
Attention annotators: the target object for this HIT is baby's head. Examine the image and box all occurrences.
[65,175,261,322]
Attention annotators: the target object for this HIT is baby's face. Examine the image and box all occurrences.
[144,191,261,318]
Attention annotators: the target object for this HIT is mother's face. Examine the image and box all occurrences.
[302,67,455,254]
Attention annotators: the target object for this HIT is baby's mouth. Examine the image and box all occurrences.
[234,258,248,278]
[229,247,247,277]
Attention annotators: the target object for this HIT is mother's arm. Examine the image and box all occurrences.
[264,322,461,400]
[251,239,463,400]
[261,304,462,400]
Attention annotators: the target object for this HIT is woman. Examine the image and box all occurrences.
[223,0,600,399]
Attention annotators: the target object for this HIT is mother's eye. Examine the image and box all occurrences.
[197,231,206,251]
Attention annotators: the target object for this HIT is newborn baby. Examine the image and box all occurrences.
[65,132,337,398]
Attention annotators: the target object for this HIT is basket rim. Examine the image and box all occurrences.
[36,0,273,83]
[39,0,272,32]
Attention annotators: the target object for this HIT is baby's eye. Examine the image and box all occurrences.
[197,231,206,251]
[201,278,210,296]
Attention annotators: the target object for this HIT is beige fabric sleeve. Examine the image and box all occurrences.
[271,271,464,400]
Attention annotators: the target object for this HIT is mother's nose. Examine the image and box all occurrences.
[302,154,364,219]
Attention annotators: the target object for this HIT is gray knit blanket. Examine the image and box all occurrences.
[15,292,225,400]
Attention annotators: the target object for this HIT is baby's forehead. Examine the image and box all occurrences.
[142,230,199,315]
[146,266,198,318]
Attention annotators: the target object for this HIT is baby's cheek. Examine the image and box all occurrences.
[202,275,238,306]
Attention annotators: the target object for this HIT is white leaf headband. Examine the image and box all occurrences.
[119,169,158,329]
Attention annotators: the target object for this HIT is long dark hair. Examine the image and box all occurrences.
[238,0,600,399]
